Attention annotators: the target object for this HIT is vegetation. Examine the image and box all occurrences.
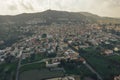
[21,54,45,64]
[78,47,120,80]
[41,33,47,38]
[0,10,120,80]
[107,55,120,64]
[0,24,34,49]
[46,52,57,58]
[59,59,97,80]
[0,62,17,80]
[19,69,64,80]
[20,62,45,73]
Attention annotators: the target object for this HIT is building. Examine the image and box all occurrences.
[103,49,113,55]
[114,75,120,80]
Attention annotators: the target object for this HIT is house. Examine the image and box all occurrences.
[68,40,72,44]
[22,53,30,59]
[64,49,79,59]
[114,47,119,52]
[45,58,62,68]
[103,49,113,55]
[46,61,60,68]
[114,75,120,80]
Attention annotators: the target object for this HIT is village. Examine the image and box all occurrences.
[0,23,120,80]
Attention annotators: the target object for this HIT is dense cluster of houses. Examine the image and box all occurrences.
[0,23,119,80]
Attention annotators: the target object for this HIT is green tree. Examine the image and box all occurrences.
[42,33,47,38]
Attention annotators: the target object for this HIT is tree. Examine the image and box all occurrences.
[30,53,35,62]
[5,55,15,63]
[47,53,56,58]
[42,33,47,38]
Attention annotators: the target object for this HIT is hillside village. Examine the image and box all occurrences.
[0,10,120,80]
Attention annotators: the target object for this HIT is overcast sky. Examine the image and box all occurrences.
[0,0,120,17]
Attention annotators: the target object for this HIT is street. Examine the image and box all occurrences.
[15,50,23,80]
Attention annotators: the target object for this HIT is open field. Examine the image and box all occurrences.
[19,69,64,80]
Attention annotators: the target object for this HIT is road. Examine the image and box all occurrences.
[15,43,103,80]
[20,57,65,67]
[83,61,103,80]
[20,59,46,67]
[68,44,103,80]
[15,50,23,80]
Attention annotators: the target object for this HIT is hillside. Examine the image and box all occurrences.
[0,10,120,25]
[0,10,120,49]
[0,10,91,24]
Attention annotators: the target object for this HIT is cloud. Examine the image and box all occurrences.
[8,5,17,10]
[0,0,120,17]
[18,0,34,11]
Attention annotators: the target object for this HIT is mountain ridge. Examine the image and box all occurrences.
[0,10,120,24]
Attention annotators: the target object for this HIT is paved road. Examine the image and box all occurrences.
[68,44,103,80]
[83,61,103,80]
[21,59,46,67]
[15,44,103,80]
[15,50,23,80]
[20,57,65,67]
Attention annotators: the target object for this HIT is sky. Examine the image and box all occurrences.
[0,0,120,17]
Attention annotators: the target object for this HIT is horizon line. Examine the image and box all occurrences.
[0,9,119,19]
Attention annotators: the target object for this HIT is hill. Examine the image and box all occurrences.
[0,10,90,24]
[0,10,120,49]
[0,10,120,25]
